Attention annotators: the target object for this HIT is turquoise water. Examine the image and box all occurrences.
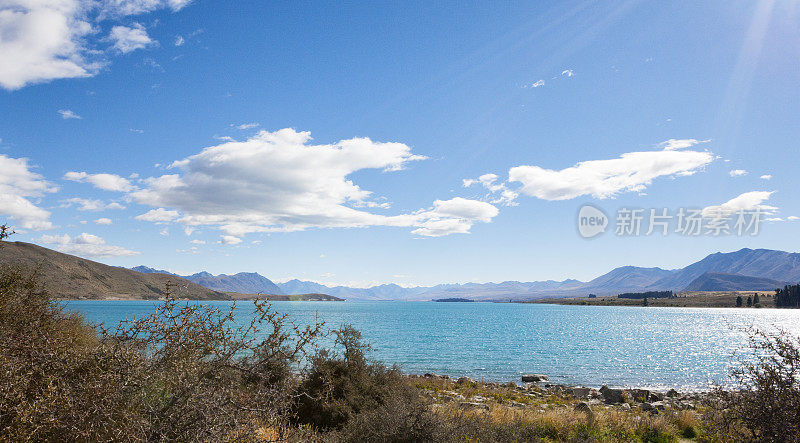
[64,301,800,390]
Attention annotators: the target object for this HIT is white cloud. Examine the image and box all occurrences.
[0,154,57,230]
[0,0,190,90]
[129,128,144,133]
[729,169,748,177]
[173,35,184,46]
[657,138,708,151]
[134,208,179,222]
[561,69,574,77]
[94,217,112,224]
[101,0,192,15]
[462,173,519,206]
[0,0,99,90]
[410,198,499,237]
[218,235,241,245]
[529,79,545,88]
[788,216,799,221]
[702,191,777,218]
[508,140,714,201]
[159,227,168,236]
[108,23,154,53]
[121,128,495,237]
[60,197,124,211]
[234,122,259,130]
[64,171,134,191]
[38,232,138,257]
[58,109,82,119]
[189,239,205,244]
[426,197,497,223]
[760,174,772,180]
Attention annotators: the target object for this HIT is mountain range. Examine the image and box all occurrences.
[130,248,800,301]
[3,241,796,301]
[131,266,284,295]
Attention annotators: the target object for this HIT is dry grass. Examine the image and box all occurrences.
[537,291,770,308]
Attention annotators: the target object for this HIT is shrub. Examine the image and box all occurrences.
[705,328,800,442]
[293,325,421,431]
[0,263,324,441]
[0,264,143,441]
[108,293,323,440]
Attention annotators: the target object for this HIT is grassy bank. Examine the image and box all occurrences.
[528,291,771,308]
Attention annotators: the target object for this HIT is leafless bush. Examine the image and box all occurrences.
[0,264,324,441]
[705,328,800,442]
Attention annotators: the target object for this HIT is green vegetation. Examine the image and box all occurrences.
[618,291,674,300]
[774,284,800,308]
[536,291,772,308]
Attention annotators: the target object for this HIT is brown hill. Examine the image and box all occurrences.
[0,241,227,300]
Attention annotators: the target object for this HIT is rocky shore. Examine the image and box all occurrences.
[412,373,707,415]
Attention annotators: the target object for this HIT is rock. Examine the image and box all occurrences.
[619,403,632,411]
[468,395,488,403]
[569,387,592,399]
[502,381,517,389]
[574,401,596,426]
[423,372,448,379]
[458,402,489,411]
[626,389,651,403]
[600,385,624,403]
[456,376,474,385]
[666,388,679,397]
[640,402,655,412]
[440,390,465,401]
[521,374,549,383]
[649,391,664,402]
[651,401,666,411]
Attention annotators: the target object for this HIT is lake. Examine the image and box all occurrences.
[64,300,800,391]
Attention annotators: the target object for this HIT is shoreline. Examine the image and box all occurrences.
[525,290,771,308]
[407,373,711,414]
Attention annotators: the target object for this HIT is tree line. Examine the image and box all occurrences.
[774,284,800,308]
[618,291,674,300]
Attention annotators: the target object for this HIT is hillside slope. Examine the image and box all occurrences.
[683,272,789,292]
[0,242,226,300]
[649,248,800,291]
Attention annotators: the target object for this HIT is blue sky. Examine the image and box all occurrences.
[1,0,799,287]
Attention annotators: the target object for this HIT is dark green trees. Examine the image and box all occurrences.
[736,295,743,307]
[775,284,800,308]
